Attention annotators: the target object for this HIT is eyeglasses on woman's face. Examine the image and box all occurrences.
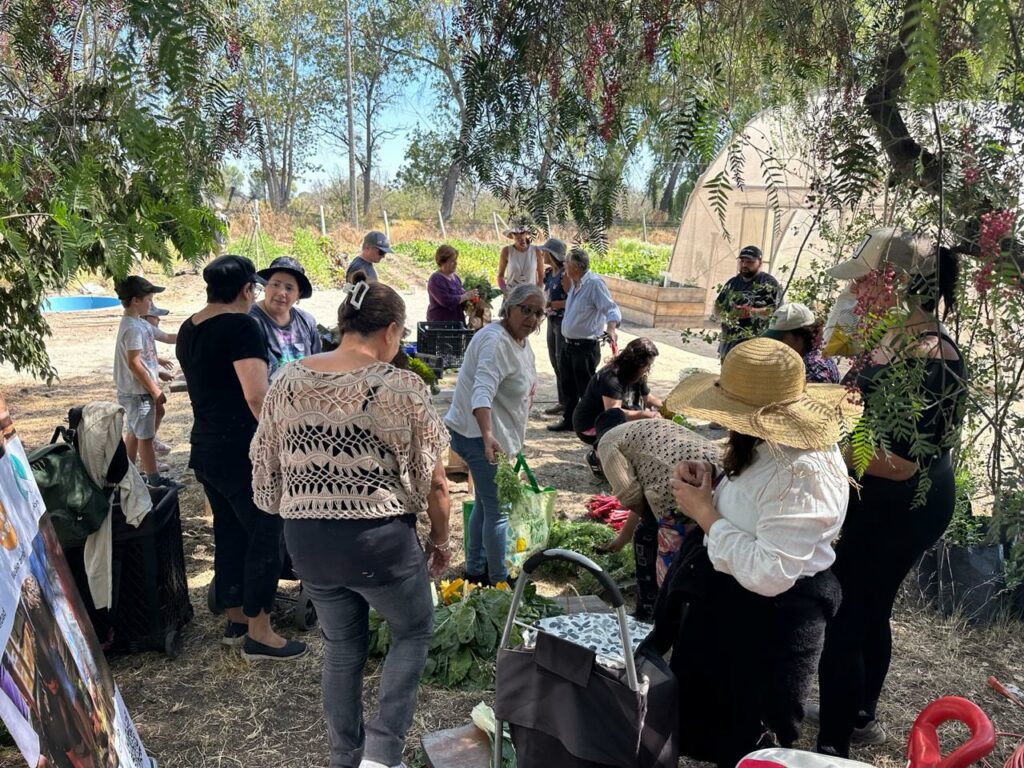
[516,304,546,319]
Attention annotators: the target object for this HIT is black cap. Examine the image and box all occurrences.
[738,245,763,261]
[362,230,393,254]
[115,276,165,301]
[203,255,266,294]
[257,256,313,299]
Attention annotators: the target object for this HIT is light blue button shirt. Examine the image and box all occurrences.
[561,271,622,340]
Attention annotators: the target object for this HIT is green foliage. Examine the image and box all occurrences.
[542,518,634,589]
[495,454,525,507]
[290,228,338,288]
[394,127,458,194]
[0,0,248,380]
[991,485,1024,591]
[945,463,984,547]
[460,274,502,302]
[393,238,670,285]
[367,583,561,690]
[407,356,438,387]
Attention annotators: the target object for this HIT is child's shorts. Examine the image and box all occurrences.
[117,393,157,440]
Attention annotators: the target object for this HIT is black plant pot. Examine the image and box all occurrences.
[914,544,940,608]
[936,540,1006,626]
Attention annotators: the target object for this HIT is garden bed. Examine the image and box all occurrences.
[603,275,706,329]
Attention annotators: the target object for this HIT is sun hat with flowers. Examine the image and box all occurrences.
[666,338,862,450]
[503,213,537,238]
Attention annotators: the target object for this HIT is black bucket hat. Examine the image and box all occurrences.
[257,256,313,299]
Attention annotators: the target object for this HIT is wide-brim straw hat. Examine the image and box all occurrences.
[666,338,862,450]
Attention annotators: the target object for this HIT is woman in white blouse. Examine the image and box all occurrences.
[653,338,861,768]
[445,284,543,585]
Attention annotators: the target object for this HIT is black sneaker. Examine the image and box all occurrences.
[220,621,248,648]
[546,421,573,432]
[241,637,308,662]
[146,474,183,489]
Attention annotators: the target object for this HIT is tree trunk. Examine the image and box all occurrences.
[440,158,460,220]
[658,163,681,215]
[363,92,373,217]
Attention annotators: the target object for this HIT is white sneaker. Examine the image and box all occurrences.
[153,438,171,454]
[359,762,406,768]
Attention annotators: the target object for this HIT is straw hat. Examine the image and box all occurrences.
[666,338,862,450]
[504,213,537,238]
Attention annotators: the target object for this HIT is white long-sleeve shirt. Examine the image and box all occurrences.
[706,443,849,597]
[444,322,537,455]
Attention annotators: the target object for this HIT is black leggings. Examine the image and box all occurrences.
[817,454,955,755]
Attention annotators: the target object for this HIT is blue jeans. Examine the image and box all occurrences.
[448,428,508,583]
[286,520,434,768]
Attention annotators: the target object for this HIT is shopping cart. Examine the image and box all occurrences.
[493,548,678,768]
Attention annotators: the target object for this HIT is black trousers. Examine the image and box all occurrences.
[559,337,600,425]
[546,317,565,406]
[633,505,660,622]
[195,458,283,618]
[817,454,955,756]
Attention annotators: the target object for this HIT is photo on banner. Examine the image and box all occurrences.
[0,396,155,768]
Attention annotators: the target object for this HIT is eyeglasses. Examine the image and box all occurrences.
[516,305,546,319]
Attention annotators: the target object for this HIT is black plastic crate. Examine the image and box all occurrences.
[108,486,193,657]
[417,321,475,369]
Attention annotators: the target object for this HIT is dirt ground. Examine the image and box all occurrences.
[0,256,1022,768]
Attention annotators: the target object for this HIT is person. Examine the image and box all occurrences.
[176,254,307,660]
[141,304,177,459]
[113,276,175,488]
[650,337,860,768]
[762,302,840,384]
[548,247,621,432]
[497,216,543,292]
[250,255,322,379]
[538,237,568,416]
[251,273,451,768]
[572,337,663,445]
[714,244,781,359]
[814,228,967,757]
[346,230,393,283]
[596,418,721,621]
[426,244,478,323]
[444,284,543,585]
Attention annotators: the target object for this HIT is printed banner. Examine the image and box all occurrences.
[0,397,154,768]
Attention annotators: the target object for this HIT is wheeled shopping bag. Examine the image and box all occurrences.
[492,548,678,768]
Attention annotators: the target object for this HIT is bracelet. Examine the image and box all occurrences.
[429,536,451,552]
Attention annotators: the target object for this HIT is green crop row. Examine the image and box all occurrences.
[393,237,671,286]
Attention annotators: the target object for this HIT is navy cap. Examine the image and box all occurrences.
[738,245,763,261]
[115,276,165,301]
[203,255,266,294]
[362,230,393,254]
[258,256,313,299]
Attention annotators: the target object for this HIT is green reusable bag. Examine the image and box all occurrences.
[503,453,556,578]
[28,441,110,547]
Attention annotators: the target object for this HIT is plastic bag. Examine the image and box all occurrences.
[822,289,859,358]
[504,454,555,577]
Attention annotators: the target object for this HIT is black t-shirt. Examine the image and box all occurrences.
[572,366,650,432]
[176,312,268,468]
[715,272,781,343]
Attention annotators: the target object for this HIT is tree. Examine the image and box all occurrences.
[394,126,458,194]
[0,0,247,380]
[380,0,475,220]
[321,0,409,217]
[238,0,332,212]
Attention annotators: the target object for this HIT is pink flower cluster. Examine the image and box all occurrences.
[582,22,614,100]
[974,209,1015,295]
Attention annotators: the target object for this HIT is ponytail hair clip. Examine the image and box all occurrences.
[340,280,369,310]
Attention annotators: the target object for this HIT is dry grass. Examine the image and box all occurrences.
[0,256,1021,768]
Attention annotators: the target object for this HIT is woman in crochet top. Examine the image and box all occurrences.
[251,272,451,768]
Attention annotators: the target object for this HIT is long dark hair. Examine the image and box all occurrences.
[610,337,659,384]
[722,431,762,477]
[789,319,824,355]
[908,246,959,317]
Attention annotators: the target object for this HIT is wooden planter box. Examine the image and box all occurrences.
[602,275,706,329]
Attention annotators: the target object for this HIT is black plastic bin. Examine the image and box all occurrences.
[65,486,194,658]
[416,321,475,369]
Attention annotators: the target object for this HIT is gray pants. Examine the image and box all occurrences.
[288,526,434,767]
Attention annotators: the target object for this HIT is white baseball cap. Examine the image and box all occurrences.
[827,227,935,280]
[762,303,816,340]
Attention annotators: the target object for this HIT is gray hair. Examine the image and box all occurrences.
[499,283,546,319]
[568,247,590,271]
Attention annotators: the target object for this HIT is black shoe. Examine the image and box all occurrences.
[241,637,308,661]
[463,568,488,585]
[543,403,564,415]
[546,421,573,432]
[586,450,604,477]
[220,621,248,648]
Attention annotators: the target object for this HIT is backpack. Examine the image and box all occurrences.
[27,406,128,547]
